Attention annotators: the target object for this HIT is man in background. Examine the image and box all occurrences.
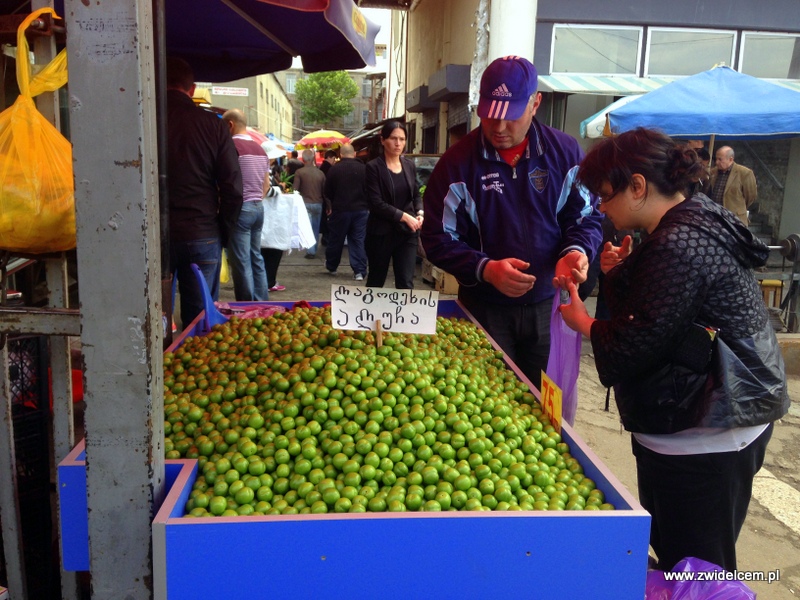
[324,143,368,280]
[166,57,242,328]
[285,150,304,185]
[293,149,327,258]
[708,146,757,224]
[222,108,270,301]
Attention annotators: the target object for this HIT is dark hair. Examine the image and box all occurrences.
[166,57,194,91]
[324,150,337,159]
[696,147,711,162]
[380,120,406,140]
[578,128,705,199]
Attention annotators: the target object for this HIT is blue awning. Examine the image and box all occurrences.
[537,74,677,95]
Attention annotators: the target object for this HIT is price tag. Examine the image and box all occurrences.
[540,371,563,433]
[330,285,439,335]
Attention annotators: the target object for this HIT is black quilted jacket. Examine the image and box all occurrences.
[590,194,789,433]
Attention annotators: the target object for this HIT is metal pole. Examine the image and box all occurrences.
[64,0,165,596]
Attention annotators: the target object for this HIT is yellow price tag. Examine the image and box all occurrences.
[540,371,563,433]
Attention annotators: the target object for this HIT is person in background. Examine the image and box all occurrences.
[293,149,327,259]
[318,149,338,245]
[421,55,602,385]
[320,149,337,175]
[165,57,242,328]
[221,109,270,301]
[687,146,711,198]
[708,145,757,224]
[364,121,423,289]
[324,143,369,280]
[561,127,788,573]
[284,150,303,182]
[262,158,287,292]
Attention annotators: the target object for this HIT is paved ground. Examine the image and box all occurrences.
[213,245,800,598]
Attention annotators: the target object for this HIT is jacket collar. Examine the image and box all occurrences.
[478,118,546,163]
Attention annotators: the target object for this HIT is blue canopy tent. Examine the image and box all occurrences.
[605,66,800,140]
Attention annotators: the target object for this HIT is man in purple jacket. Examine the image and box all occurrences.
[421,56,602,385]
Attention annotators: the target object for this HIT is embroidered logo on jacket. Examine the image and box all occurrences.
[529,167,548,192]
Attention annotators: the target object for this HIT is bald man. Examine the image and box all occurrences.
[708,146,757,224]
[222,108,270,300]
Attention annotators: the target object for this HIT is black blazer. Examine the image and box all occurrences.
[365,155,423,236]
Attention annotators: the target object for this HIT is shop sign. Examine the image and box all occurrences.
[211,86,249,97]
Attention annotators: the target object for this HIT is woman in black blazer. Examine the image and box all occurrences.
[364,121,423,288]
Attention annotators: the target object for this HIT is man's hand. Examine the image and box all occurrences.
[552,250,589,289]
[600,235,633,274]
[483,258,536,297]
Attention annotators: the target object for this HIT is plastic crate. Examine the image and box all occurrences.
[6,336,56,598]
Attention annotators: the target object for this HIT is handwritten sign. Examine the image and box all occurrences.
[540,371,563,433]
[330,285,439,335]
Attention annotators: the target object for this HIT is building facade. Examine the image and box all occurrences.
[397,0,800,239]
[196,73,293,143]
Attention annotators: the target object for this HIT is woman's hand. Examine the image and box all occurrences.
[483,258,536,297]
[600,235,633,274]
[400,211,422,232]
[559,281,594,337]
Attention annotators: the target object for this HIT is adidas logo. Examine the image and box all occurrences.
[492,83,512,97]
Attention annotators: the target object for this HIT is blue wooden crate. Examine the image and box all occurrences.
[60,299,651,598]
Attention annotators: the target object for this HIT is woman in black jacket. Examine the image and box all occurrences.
[364,121,423,288]
[560,128,789,573]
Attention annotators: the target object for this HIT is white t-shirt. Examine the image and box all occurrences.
[633,423,769,455]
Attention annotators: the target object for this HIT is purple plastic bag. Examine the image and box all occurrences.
[645,557,757,600]
[545,292,582,426]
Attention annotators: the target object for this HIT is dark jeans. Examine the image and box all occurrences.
[171,237,221,329]
[260,247,284,288]
[459,295,551,388]
[325,210,368,275]
[365,230,417,289]
[632,423,773,572]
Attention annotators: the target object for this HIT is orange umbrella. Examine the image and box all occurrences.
[295,129,350,150]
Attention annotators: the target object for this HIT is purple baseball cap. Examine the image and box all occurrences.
[477,56,538,121]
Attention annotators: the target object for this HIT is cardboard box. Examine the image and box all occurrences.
[434,269,459,295]
[421,258,435,284]
[59,301,650,599]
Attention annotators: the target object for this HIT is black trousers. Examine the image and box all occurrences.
[632,423,773,572]
[364,230,417,289]
[260,247,284,288]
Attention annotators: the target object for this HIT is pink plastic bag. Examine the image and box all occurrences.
[646,557,756,600]
[545,292,581,425]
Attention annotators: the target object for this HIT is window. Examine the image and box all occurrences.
[285,73,297,94]
[260,82,264,99]
[362,110,370,125]
[362,78,372,97]
[646,28,735,76]
[741,32,800,78]
[552,24,641,75]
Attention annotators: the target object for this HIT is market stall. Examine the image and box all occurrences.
[58,297,650,599]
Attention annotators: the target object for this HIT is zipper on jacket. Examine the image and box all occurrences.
[512,166,517,180]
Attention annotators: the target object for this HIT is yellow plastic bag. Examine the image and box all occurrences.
[219,250,230,284]
[0,8,75,254]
